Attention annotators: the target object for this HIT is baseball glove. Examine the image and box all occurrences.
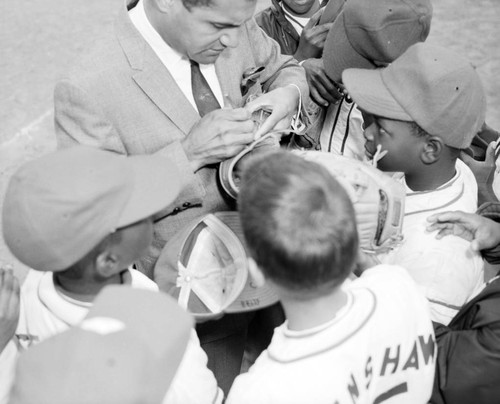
[295,151,405,254]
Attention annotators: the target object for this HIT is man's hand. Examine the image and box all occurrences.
[301,58,343,107]
[244,85,300,139]
[294,10,333,61]
[0,266,20,353]
[426,211,500,252]
[182,108,256,172]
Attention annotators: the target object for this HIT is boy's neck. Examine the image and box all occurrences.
[280,287,348,331]
[404,159,457,192]
[53,271,124,303]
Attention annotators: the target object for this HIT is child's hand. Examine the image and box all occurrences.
[294,9,333,61]
[459,141,497,184]
[0,265,20,353]
[301,58,343,107]
[426,211,500,252]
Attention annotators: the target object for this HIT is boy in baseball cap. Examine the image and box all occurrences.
[227,150,435,404]
[343,42,487,325]
[9,286,192,404]
[1,146,223,403]
[318,0,432,158]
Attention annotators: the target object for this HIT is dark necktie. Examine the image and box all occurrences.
[190,60,221,117]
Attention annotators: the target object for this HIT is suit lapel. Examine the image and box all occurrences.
[215,50,243,108]
[115,0,200,135]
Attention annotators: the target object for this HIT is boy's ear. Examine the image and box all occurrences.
[95,251,119,278]
[421,136,443,164]
[248,258,266,288]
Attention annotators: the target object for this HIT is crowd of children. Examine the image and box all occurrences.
[0,0,499,402]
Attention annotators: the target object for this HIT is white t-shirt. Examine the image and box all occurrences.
[16,269,157,347]
[227,265,436,404]
[381,160,485,325]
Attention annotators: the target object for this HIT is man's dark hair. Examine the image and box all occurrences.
[181,0,213,10]
[181,0,254,10]
[239,151,358,296]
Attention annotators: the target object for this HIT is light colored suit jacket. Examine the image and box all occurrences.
[54,0,308,274]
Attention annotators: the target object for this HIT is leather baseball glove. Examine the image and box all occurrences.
[296,151,405,254]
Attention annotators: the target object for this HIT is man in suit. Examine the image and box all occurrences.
[54,0,308,277]
[54,0,307,394]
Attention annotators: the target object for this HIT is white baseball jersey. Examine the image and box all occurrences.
[1,269,222,404]
[227,265,436,404]
[381,160,485,325]
[319,97,365,160]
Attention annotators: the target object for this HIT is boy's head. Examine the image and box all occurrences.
[9,286,193,404]
[238,151,358,298]
[2,146,181,275]
[343,43,487,173]
[322,0,432,83]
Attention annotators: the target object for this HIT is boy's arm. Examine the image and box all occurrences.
[0,267,20,404]
[0,268,19,354]
[293,10,332,62]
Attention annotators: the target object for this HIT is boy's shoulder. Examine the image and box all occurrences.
[228,266,435,404]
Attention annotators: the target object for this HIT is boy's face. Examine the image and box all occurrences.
[113,218,154,269]
[363,114,423,173]
[282,0,318,15]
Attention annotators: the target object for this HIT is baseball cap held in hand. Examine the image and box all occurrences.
[154,212,278,320]
[3,146,181,271]
[9,286,193,404]
[343,42,487,149]
[323,0,432,83]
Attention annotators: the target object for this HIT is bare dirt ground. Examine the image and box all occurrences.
[1,0,499,281]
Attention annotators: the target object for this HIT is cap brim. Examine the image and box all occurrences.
[342,68,412,121]
[319,0,346,25]
[322,11,376,84]
[117,155,181,228]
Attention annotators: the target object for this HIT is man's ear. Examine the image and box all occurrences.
[248,258,266,288]
[95,251,119,278]
[421,136,443,164]
[155,0,174,13]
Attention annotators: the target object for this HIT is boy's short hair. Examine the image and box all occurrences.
[343,43,487,149]
[238,151,358,295]
[2,146,181,272]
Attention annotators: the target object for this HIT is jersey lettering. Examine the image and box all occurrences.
[418,335,436,365]
[347,373,360,403]
[402,342,419,371]
[380,345,400,376]
[365,356,373,390]
[336,333,434,403]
